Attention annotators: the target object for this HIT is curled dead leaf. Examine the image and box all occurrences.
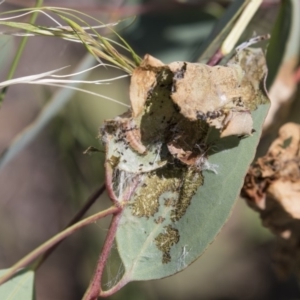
[220,111,253,138]
[129,48,268,142]
[129,55,165,118]
[169,48,267,137]
[169,61,243,120]
[242,122,300,277]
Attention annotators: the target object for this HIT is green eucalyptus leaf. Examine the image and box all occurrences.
[266,0,292,88]
[101,48,270,285]
[115,102,269,281]
[0,269,35,300]
[283,0,300,60]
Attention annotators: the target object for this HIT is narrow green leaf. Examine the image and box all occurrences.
[282,0,300,60]
[196,0,251,63]
[0,21,54,36]
[266,0,292,88]
[0,54,95,170]
[0,269,34,300]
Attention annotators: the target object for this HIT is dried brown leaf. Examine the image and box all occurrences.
[242,122,300,277]
[129,55,165,118]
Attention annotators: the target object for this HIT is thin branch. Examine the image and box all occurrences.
[83,163,141,299]
[207,49,223,66]
[32,184,106,270]
[294,67,300,83]
[83,212,122,300]
[0,205,120,286]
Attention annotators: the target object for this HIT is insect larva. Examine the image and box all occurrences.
[122,120,147,155]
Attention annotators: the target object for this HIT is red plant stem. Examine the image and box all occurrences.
[84,161,141,298]
[207,49,224,66]
[99,275,129,298]
[82,160,120,299]
[83,211,122,300]
[294,67,300,83]
[99,178,141,297]
[105,162,119,205]
[0,206,119,286]
[33,184,106,270]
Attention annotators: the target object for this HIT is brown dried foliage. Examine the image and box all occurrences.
[242,122,300,277]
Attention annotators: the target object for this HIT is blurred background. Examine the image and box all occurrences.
[0,0,300,299]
